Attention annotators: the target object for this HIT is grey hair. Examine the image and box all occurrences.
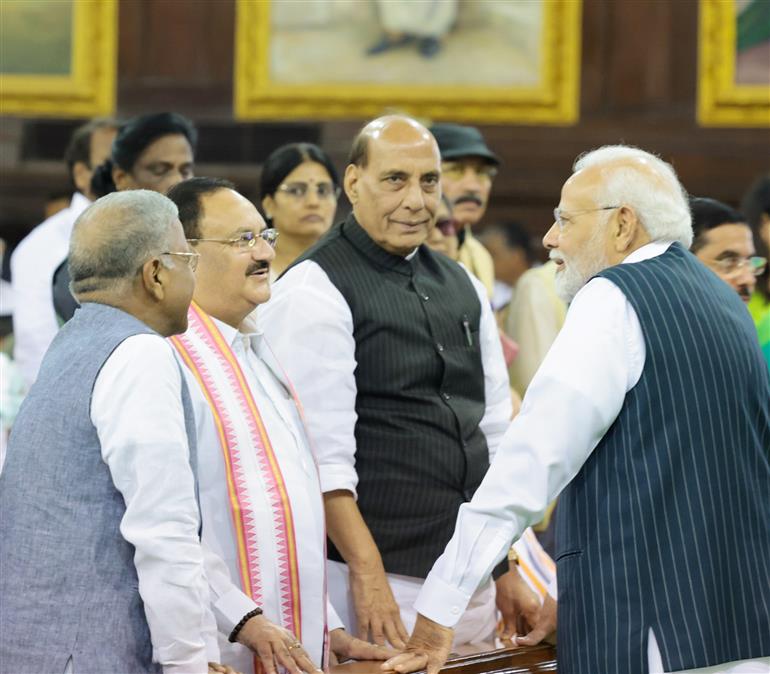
[68,190,179,298]
[573,145,693,248]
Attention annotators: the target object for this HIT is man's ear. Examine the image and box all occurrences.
[261,194,275,220]
[140,258,166,301]
[113,165,131,191]
[613,205,641,253]
[72,161,91,196]
[343,164,359,205]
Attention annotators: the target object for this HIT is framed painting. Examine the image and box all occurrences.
[235,0,582,124]
[698,0,770,126]
[0,0,117,118]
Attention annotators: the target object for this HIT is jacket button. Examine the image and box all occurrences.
[436,343,444,352]
[442,392,451,401]
[422,294,429,301]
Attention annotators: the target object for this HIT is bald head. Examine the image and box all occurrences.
[68,189,195,335]
[344,116,442,256]
[69,190,179,298]
[349,115,440,168]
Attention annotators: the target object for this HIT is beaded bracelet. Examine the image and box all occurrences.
[228,607,263,643]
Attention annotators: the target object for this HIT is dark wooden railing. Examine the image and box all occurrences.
[331,646,557,674]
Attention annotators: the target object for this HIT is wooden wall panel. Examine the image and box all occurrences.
[2,0,768,249]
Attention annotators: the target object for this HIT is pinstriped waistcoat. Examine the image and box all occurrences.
[292,215,487,577]
[555,243,770,674]
[0,302,198,674]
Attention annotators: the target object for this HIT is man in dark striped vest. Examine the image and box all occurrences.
[261,116,515,647]
[388,146,770,674]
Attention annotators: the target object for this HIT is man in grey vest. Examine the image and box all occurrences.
[260,116,512,647]
[386,146,770,674]
[0,191,231,673]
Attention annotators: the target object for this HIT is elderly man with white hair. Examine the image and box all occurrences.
[0,191,237,674]
[386,146,770,674]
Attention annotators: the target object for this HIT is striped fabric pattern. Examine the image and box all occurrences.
[170,303,303,640]
[555,243,770,674]
[293,215,490,578]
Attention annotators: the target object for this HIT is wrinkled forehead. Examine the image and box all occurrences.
[367,136,441,174]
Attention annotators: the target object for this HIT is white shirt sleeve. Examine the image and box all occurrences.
[414,277,645,626]
[464,270,513,462]
[261,261,359,497]
[10,236,62,387]
[92,334,218,673]
[201,539,260,635]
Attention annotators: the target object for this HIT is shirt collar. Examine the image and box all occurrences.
[70,192,91,215]
[62,192,92,240]
[342,214,416,276]
[621,240,675,265]
[209,311,263,351]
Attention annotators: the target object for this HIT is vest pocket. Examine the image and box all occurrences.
[555,548,583,562]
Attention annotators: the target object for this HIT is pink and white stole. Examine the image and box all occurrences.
[170,303,317,660]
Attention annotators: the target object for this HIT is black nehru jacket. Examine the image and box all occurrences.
[290,214,491,578]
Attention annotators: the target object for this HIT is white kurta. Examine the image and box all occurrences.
[11,192,89,387]
[175,313,339,674]
[415,241,770,673]
[92,334,219,673]
[261,257,551,643]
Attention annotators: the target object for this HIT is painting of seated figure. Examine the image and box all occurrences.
[235,0,581,124]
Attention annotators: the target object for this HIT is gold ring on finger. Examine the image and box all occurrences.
[289,642,302,650]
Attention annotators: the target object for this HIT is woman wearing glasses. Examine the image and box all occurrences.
[260,143,340,279]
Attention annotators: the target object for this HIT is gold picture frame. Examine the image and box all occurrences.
[697,0,770,127]
[0,0,117,118]
[235,0,582,124]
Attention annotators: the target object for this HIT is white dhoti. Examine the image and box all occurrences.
[328,560,496,646]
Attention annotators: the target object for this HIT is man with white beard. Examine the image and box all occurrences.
[386,145,770,674]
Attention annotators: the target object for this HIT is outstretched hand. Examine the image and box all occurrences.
[236,614,321,674]
[495,568,541,640]
[349,567,409,648]
[514,594,557,647]
[330,627,396,663]
[381,614,453,674]
[208,663,242,674]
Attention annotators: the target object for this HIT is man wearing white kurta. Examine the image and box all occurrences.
[167,177,392,674]
[387,147,770,674]
[260,117,552,647]
[11,119,116,387]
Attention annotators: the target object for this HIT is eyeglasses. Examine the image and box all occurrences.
[160,251,200,271]
[277,182,340,200]
[441,162,498,182]
[553,206,620,229]
[187,229,279,250]
[711,255,767,277]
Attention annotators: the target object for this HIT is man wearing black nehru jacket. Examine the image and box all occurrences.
[260,116,512,647]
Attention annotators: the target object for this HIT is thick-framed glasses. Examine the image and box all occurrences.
[553,206,620,229]
[441,163,498,182]
[160,251,200,271]
[277,182,340,200]
[187,229,279,250]
[712,255,767,277]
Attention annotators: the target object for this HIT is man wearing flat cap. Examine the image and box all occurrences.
[430,123,500,297]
